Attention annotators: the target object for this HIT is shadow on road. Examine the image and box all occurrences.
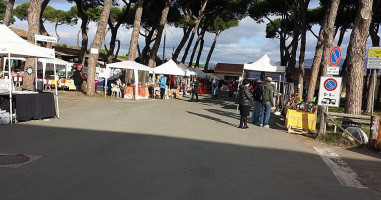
[186,111,238,128]
[0,124,380,199]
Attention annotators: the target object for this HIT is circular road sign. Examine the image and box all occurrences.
[330,46,342,66]
[324,78,338,91]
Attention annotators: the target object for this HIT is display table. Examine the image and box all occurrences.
[0,92,56,121]
[285,109,317,133]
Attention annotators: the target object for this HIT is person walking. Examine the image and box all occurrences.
[251,80,263,126]
[159,75,166,99]
[238,79,253,129]
[261,77,275,128]
[190,77,199,102]
[72,68,83,92]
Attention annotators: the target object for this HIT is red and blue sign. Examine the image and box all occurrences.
[324,78,337,91]
[330,46,342,66]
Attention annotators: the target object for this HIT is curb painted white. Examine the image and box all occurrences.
[313,147,367,189]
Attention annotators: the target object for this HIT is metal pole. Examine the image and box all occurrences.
[35,35,38,91]
[371,69,376,116]
[54,64,60,119]
[8,53,13,124]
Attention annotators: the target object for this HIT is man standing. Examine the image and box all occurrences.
[251,80,263,126]
[72,68,83,92]
[159,75,166,99]
[190,77,199,102]
[261,77,274,128]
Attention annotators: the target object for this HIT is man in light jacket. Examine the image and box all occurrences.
[261,77,275,128]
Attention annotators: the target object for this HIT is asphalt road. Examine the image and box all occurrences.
[1,93,380,199]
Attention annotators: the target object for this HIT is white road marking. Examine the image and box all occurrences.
[313,147,367,189]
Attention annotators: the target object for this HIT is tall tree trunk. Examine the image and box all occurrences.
[107,27,117,63]
[181,0,208,64]
[189,28,205,67]
[74,0,89,65]
[287,6,300,78]
[148,0,171,68]
[365,24,380,112]
[195,36,205,68]
[141,27,157,64]
[297,0,310,96]
[86,0,112,96]
[3,0,15,26]
[55,22,61,42]
[39,0,51,48]
[23,0,42,91]
[205,31,222,72]
[345,0,373,115]
[337,26,347,47]
[172,26,192,62]
[128,0,144,61]
[115,39,121,59]
[306,0,340,102]
[77,28,81,48]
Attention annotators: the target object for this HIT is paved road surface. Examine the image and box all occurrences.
[1,94,380,199]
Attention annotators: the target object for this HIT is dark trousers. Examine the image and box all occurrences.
[160,88,165,99]
[75,84,81,92]
[191,93,198,102]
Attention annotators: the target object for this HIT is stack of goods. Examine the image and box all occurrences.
[287,93,316,113]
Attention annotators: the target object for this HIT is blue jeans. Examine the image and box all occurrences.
[261,101,272,126]
[251,101,262,124]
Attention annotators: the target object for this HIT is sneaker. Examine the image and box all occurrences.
[263,125,270,128]
[259,124,263,127]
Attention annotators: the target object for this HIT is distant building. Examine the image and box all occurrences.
[214,63,243,81]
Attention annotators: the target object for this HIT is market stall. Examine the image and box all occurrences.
[243,54,286,106]
[177,63,196,95]
[154,60,186,99]
[0,24,55,124]
[105,61,154,100]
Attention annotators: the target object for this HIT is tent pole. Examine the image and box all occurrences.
[134,69,138,100]
[42,61,46,90]
[8,53,13,124]
[105,66,108,97]
[54,64,60,119]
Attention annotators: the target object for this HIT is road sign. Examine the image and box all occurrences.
[35,34,57,43]
[367,47,381,69]
[318,76,342,107]
[330,46,342,66]
[327,66,340,75]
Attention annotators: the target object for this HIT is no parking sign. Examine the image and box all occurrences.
[318,76,342,107]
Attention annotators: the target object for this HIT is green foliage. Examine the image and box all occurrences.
[0,0,15,24]
[43,6,78,26]
[13,2,29,21]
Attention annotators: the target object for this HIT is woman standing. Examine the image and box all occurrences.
[238,79,253,129]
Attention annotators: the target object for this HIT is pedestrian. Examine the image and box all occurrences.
[251,80,263,125]
[72,67,83,92]
[238,79,253,129]
[190,77,199,102]
[261,77,275,128]
[228,81,234,97]
[159,75,166,99]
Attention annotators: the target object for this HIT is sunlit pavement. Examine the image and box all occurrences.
[1,93,380,199]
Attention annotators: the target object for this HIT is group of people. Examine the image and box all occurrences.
[237,77,275,129]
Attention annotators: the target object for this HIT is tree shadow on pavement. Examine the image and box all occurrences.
[204,108,241,120]
[0,124,381,199]
[186,111,238,128]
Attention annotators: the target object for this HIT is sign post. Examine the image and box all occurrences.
[367,47,381,143]
[318,76,342,107]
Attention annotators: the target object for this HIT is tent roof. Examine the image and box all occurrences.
[0,25,55,58]
[38,58,70,65]
[154,60,185,76]
[244,54,285,73]
[106,61,153,72]
[178,63,196,76]
[190,67,218,79]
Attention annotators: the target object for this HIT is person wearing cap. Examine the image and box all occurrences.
[251,80,263,126]
[261,77,275,128]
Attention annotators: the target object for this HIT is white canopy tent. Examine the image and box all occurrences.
[243,54,286,73]
[105,61,153,100]
[38,58,72,79]
[0,24,55,124]
[154,59,185,76]
[177,62,196,76]
[190,67,217,79]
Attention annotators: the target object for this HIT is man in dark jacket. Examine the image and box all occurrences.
[72,68,83,92]
[238,79,253,129]
[251,80,263,125]
[261,77,275,128]
[190,77,199,102]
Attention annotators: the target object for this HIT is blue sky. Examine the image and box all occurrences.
[12,0,381,66]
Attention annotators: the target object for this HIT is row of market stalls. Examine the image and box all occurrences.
[0,24,58,124]
[104,59,218,100]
